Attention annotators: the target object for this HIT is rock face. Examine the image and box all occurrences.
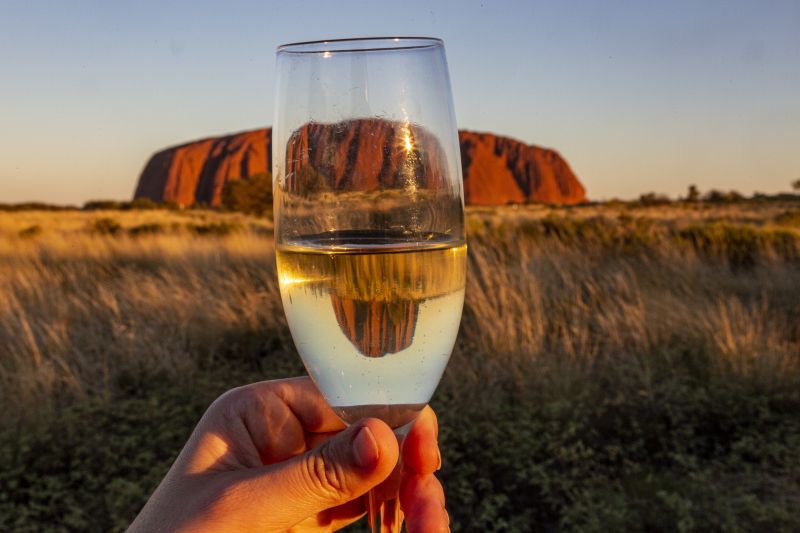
[134,126,586,205]
[135,129,271,207]
[283,119,450,195]
[459,131,586,205]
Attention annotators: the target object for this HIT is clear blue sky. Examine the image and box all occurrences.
[1,0,798,204]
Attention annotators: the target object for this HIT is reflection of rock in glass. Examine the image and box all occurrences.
[284,119,450,195]
[277,231,466,359]
[331,297,418,358]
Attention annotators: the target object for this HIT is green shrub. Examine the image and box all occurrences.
[439,368,800,532]
[90,218,122,236]
[3,355,798,532]
[220,173,273,215]
[0,380,216,532]
[675,223,799,268]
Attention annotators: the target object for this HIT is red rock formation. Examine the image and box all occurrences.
[459,131,585,205]
[134,129,271,206]
[331,297,418,358]
[134,126,586,206]
[284,119,449,194]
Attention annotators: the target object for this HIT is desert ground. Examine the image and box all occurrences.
[1,201,799,531]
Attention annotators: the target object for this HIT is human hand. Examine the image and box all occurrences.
[128,377,448,532]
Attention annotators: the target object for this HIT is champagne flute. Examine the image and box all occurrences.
[272,37,466,532]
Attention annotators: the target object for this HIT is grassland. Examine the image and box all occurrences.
[1,202,799,532]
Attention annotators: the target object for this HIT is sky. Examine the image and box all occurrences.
[1,0,798,204]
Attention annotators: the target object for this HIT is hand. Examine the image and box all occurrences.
[128,377,449,532]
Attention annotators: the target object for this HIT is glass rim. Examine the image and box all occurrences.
[277,36,443,55]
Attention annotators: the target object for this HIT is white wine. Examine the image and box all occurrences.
[277,232,466,428]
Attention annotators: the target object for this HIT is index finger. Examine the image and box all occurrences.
[249,376,347,434]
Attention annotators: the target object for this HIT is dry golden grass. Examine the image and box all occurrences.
[1,205,798,421]
[2,204,800,531]
[1,210,279,414]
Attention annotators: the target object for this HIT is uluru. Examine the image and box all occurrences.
[134,125,586,206]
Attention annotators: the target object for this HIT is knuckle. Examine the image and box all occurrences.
[211,384,272,419]
[303,442,351,500]
[211,385,246,412]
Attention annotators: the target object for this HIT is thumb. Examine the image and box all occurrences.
[237,418,399,529]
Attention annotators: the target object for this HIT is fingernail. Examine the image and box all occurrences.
[353,425,380,470]
[436,448,442,471]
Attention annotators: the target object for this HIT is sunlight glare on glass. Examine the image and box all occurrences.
[400,123,414,154]
[280,272,312,286]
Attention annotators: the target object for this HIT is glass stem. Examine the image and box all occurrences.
[381,496,402,532]
[367,485,402,532]
[367,489,381,533]
[367,420,413,532]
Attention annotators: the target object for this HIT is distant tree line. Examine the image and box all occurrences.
[0,173,274,215]
[635,180,800,205]
[3,177,798,212]
[82,198,182,211]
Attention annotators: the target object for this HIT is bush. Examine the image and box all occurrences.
[127,223,164,237]
[440,375,800,532]
[774,210,800,228]
[220,173,273,215]
[3,359,798,532]
[83,199,181,211]
[186,221,241,236]
[0,381,217,532]
[18,225,42,239]
[294,165,328,197]
[83,200,126,211]
[638,192,671,205]
[675,223,799,268]
[127,198,159,211]
[91,218,122,236]
[0,203,74,212]
[703,190,745,203]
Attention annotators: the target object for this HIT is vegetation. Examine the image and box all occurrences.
[0,202,77,212]
[295,165,329,196]
[703,189,746,203]
[1,202,799,531]
[17,225,42,239]
[637,192,671,205]
[90,217,123,236]
[220,172,273,214]
[82,198,180,211]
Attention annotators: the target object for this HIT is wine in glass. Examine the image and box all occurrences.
[273,37,465,531]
